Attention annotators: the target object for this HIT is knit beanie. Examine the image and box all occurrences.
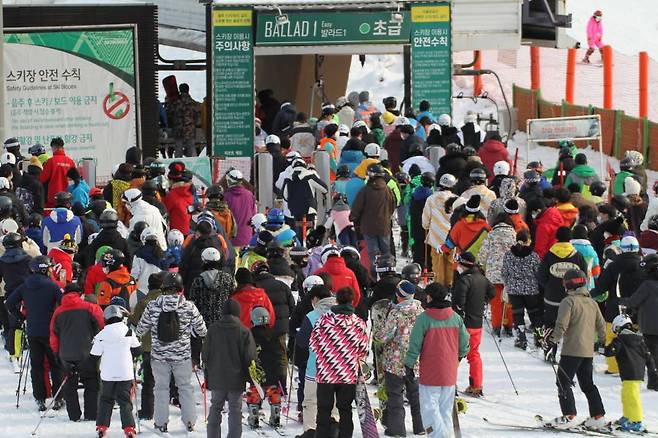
[465,195,481,213]
[556,226,572,242]
[235,267,254,285]
[396,280,416,300]
[572,224,589,240]
[504,198,519,214]
[458,252,476,268]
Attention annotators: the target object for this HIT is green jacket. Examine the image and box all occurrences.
[129,288,163,353]
[613,171,634,196]
[550,287,606,358]
[564,164,600,193]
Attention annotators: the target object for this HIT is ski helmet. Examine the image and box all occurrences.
[493,161,510,176]
[611,314,632,334]
[140,228,158,245]
[141,179,159,197]
[395,171,410,186]
[0,196,12,215]
[336,165,350,179]
[266,208,285,226]
[375,254,397,274]
[526,161,544,173]
[251,213,267,230]
[102,249,125,271]
[302,275,324,293]
[340,246,361,262]
[445,143,461,154]
[29,255,53,275]
[463,146,477,157]
[251,260,270,276]
[562,268,587,290]
[226,169,243,187]
[320,245,340,265]
[251,306,271,327]
[589,181,607,197]
[439,173,457,189]
[167,229,185,247]
[0,152,15,166]
[401,263,422,284]
[2,232,22,249]
[366,163,386,178]
[0,218,18,235]
[620,236,640,253]
[59,233,78,254]
[290,246,309,265]
[29,143,46,156]
[383,96,397,109]
[364,143,381,158]
[640,253,658,273]
[0,178,10,191]
[3,138,20,151]
[265,134,281,145]
[469,168,487,183]
[121,188,143,206]
[620,157,633,171]
[206,184,223,200]
[421,172,436,188]
[162,272,184,293]
[438,114,451,126]
[54,191,73,207]
[103,304,127,321]
[201,247,222,264]
[99,209,119,229]
[266,239,285,258]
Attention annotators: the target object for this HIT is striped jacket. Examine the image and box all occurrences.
[309,305,368,384]
[422,190,458,250]
[461,184,497,216]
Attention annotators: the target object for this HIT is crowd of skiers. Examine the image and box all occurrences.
[0,88,656,438]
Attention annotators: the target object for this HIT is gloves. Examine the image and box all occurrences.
[436,245,444,255]
[544,338,557,353]
[593,291,608,303]
[405,365,416,381]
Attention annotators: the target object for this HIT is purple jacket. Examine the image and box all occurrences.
[224,185,256,246]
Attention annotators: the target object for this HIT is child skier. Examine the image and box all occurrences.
[91,304,141,437]
[604,314,655,433]
[405,282,470,437]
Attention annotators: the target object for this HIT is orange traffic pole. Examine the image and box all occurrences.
[474,50,482,96]
[640,51,649,119]
[603,45,613,109]
[530,46,541,91]
[565,48,576,103]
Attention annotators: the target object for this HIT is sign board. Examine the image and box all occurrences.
[256,11,412,46]
[410,3,452,117]
[3,28,138,179]
[528,116,601,141]
[212,8,255,158]
[153,0,206,32]
[161,156,212,191]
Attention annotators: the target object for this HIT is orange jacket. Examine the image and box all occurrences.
[443,215,491,257]
[96,266,137,307]
[556,202,578,228]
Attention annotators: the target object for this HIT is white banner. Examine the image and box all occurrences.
[528,116,601,141]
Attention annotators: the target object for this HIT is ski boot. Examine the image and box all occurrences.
[186,422,194,432]
[618,420,646,433]
[614,416,629,426]
[582,48,594,64]
[53,399,65,410]
[532,326,544,349]
[492,328,501,338]
[544,415,578,430]
[269,403,282,428]
[96,426,108,437]
[463,386,483,398]
[514,326,528,350]
[123,426,137,438]
[154,423,168,434]
[582,416,611,433]
[247,403,261,428]
[503,327,513,337]
[36,399,46,412]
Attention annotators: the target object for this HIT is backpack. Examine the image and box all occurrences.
[100,276,138,307]
[284,173,314,219]
[157,309,180,343]
[15,187,35,214]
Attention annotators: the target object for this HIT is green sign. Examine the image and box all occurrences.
[256,11,411,46]
[411,3,452,116]
[212,8,254,157]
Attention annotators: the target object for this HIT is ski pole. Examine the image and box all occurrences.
[31,374,69,435]
[284,346,296,426]
[193,365,207,422]
[16,349,28,408]
[484,317,519,395]
[132,362,141,434]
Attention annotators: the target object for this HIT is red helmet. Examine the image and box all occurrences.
[593,10,602,17]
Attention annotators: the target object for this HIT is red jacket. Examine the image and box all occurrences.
[313,256,362,307]
[48,247,73,288]
[164,182,194,235]
[533,207,564,259]
[478,139,511,183]
[232,284,276,329]
[40,149,76,207]
[84,263,107,295]
[50,292,104,360]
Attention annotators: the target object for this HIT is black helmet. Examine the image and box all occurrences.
[266,239,285,258]
[29,255,53,275]
[401,263,422,284]
[589,180,607,197]
[611,195,630,213]
[383,96,397,109]
[54,191,73,207]
[469,167,487,183]
[28,212,42,228]
[421,172,436,188]
[395,171,410,186]
[99,209,119,229]
[563,268,587,290]
[336,165,350,179]
[29,143,46,156]
[206,184,223,199]
[375,254,397,274]
[446,143,461,154]
[640,253,658,273]
[648,214,658,231]
[366,163,386,178]
[463,146,477,157]
[162,272,184,293]
[101,249,125,271]
[141,179,159,197]
[149,160,166,176]
[2,232,22,249]
[0,195,13,214]
[130,221,149,241]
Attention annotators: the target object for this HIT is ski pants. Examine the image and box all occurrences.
[431,250,454,287]
[509,294,543,328]
[96,380,135,430]
[174,137,197,158]
[364,234,392,276]
[207,390,242,438]
[384,372,423,435]
[644,334,658,387]
[466,328,483,389]
[28,336,62,402]
[621,380,642,423]
[152,358,196,427]
[544,301,560,329]
[315,383,355,438]
[419,384,455,438]
[303,379,339,431]
[140,352,155,419]
[605,323,620,374]
[556,355,605,418]
[491,284,513,330]
[63,356,99,421]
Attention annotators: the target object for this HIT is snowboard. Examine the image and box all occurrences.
[370,298,393,423]
[356,364,379,438]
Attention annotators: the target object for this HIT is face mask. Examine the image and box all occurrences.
[400,133,409,140]
[594,16,601,22]
[102,267,110,274]
[456,265,465,274]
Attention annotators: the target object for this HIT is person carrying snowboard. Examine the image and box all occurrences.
[583,10,604,64]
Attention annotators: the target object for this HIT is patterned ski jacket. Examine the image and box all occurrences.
[501,244,541,296]
[422,189,458,250]
[310,304,368,384]
[479,222,516,284]
[374,298,424,377]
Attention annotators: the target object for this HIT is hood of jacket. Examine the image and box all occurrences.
[425,307,454,321]
[567,286,591,298]
[50,207,75,224]
[537,206,564,228]
[102,321,130,342]
[511,243,533,257]
[315,296,336,315]
[234,285,268,307]
[0,247,30,263]
[480,139,506,153]
[412,186,433,202]
[135,244,161,267]
[499,177,518,200]
[200,269,223,290]
[340,149,365,164]
[106,266,131,284]
[154,293,185,312]
[225,185,251,197]
[550,242,577,259]
[571,164,597,178]
[322,256,349,274]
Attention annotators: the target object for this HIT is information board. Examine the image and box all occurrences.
[212,8,254,157]
[410,3,452,116]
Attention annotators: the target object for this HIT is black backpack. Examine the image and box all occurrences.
[157,310,180,343]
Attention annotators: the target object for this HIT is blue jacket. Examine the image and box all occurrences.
[42,208,83,252]
[67,179,90,209]
[345,177,365,208]
[571,239,601,289]
[296,296,336,381]
[339,150,365,174]
[26,227,46,255]
[6,274,62,337]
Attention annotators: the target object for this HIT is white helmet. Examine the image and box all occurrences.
[0,177,10,190]
[0,218,19,235]
[493,161,511,176]
[352,120,370,133]
[625,150,644,167]
[0,152,16,165]
[140,227,157,245]
[251,213,267,230]
[335,96,348,108]
[395,116,411,127]
[364,143,381,158]
[88,232,99,245]
[439,173,457,188]
[201,247,222,263]
[338,124,350,135]
[611,314,633,334]
[167,229,185,247]
[265,134,281,145]
[428,123,441,134]
[320,244,341,265]
[286,150,302,162]
[302,275,324,293]
[620,235,640,253]
[226,169,243,186]
[438,113,452,126]
[121,188,143,206]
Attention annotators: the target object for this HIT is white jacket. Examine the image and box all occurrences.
[641,195,658,231]
[131,255,162,294]
[128,200,167,250]
[91,322,140,381]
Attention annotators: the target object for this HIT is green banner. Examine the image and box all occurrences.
[212,8,254,157]
[256,11,411,46]
[410,3,452,116]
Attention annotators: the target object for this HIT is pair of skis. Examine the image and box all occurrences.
[484,416,658,437]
